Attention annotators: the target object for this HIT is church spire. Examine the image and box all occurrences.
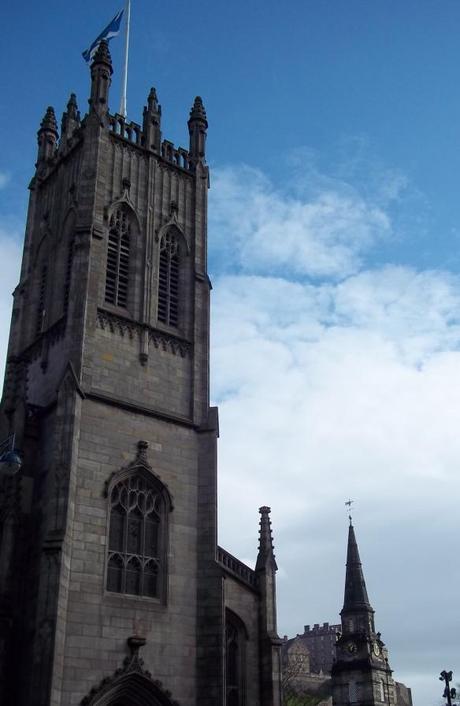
[342,521,373,615]
[332,521,396,706]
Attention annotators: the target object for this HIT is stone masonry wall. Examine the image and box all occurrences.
[60,397,202,706]
[224,575,261,706]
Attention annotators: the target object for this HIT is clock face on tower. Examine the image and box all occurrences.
[373,642,381,657]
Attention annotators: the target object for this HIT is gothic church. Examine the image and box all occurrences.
[0,41,282,705]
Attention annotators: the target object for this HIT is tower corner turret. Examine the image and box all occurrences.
[142,87,162,151]
[36,106,58,166]
[188,96,208,161]
[89,39,113,119]
[60,93,81,151]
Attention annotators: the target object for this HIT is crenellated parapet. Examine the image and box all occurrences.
[217,545,258,590]
[107,115,195,172]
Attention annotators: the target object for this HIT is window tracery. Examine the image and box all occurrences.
[107,473,165,599]
[105,207,131,308]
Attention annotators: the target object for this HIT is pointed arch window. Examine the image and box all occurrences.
[225,610,247,706]
[105,207,131,308]
[106,472,168,599]
[158,230,180,327]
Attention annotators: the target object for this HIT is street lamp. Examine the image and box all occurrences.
[0,434,22,476]
[440,670,457,706]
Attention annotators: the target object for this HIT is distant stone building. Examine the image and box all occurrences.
[282,637,332,705]
[0,40,282,706]
[284,623,341,675]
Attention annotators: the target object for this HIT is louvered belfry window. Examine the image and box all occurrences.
[105,208,130,307]
[106,474,163,598]
[158,231,179,327]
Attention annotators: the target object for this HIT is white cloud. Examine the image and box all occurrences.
[210,164,391,278]
[212,267,460,700]
[209,160,460,706]
[0,172,10,189]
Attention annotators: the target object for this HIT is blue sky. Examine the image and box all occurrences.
[2,2,460,705]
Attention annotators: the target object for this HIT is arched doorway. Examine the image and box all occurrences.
[83,671,179,706]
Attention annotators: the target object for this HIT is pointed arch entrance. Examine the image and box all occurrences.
[81,637,179,706]
[86,672,177,706]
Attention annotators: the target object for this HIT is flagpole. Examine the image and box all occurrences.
[119,0,131,117]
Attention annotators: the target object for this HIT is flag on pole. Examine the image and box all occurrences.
[82,9,124,63]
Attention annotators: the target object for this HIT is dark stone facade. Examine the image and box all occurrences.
[0,41,282,706]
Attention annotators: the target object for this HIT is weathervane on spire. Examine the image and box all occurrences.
[345,499,354,524]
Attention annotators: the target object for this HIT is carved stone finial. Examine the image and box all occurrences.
[91,39,113,71]
[39,106,58,136]
[147,87,160,113]
[136,440,149,464]
[121,177,131,200]
[128,634,147,654]
[188,96,208,126]
[67,93,79,119]
[256,505,277,571]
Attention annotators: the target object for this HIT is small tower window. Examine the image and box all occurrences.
[106,473,165,599]
[105,207,130,307]
[349,681,358,703]
[158,231,179,327]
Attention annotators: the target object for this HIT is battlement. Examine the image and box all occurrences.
[303,622,341,636]
[107,114,194,171]
[108,113,143,145]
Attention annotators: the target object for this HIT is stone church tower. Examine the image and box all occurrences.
[332,521,396,706]
[0,41,282,706]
